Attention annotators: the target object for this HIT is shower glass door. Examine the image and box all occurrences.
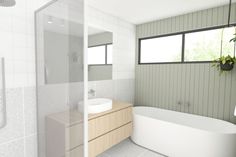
[35,0,87,156]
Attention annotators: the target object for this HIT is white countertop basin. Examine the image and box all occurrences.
[78,98,112,114]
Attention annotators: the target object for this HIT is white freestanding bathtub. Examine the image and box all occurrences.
[131,106,236,157]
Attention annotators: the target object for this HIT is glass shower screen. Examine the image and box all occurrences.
[35,0,87,156]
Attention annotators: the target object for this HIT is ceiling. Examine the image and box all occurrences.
[88,0,233,24]
[41,0,235,35]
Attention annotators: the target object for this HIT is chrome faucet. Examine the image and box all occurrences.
[177,101,191,107]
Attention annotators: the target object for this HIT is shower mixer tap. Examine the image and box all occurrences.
[88,89,96,98]
[186,102,191,107]
[177,101,182,105]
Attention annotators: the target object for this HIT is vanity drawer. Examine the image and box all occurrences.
[65,123,83,150]
[46,102,133,157]
[89,122,132,157]
[66,145,83,157]
[88,107,132,140]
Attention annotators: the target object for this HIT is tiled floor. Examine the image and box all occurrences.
[98,139,166,157]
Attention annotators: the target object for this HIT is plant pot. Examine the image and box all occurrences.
[220,62,234,71]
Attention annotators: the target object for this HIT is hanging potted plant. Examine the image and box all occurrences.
[213,55,236,71]
[213,28,236,72]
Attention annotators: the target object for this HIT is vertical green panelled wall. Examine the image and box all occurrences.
[135,3,236,124]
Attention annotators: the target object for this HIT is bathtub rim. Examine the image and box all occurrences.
[133,106,236,135]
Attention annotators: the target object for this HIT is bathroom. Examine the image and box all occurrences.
[0,0,236,157]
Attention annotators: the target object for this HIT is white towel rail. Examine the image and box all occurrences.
[0,57,6,129]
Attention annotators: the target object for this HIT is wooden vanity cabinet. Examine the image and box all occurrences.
[46,101,133,157]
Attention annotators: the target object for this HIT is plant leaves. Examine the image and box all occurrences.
[222,59,226,65]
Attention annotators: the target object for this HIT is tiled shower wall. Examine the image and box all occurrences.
[0,0,51,157]
[135,4,236,124]
[0,1,135,156]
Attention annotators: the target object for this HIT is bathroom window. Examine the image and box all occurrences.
[185,27,235,62]
[88,44,113,65]
[139,26,236,64]
[140,35,182,63]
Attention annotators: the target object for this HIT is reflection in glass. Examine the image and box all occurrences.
[35,0,85,157]
[88,27,113,81]
[88,45,106,65]
[107,44,113,64]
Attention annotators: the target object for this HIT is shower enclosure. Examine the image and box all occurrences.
[35,0,88,156]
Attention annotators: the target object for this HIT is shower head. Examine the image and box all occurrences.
[0,0,16,7]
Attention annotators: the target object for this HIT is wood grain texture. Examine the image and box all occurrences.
[66,146,83,157]
[135,3,236,124]
[46,102,133,157]
[89,101,132,120]
[89,107,132,141]
[46,101,133,127]
[66,123,84,150]
[89,123,132,157]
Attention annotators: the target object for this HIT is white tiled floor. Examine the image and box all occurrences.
[98,139,166,157]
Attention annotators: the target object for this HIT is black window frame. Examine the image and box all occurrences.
[88,43,113,66]
[138,24,236,65]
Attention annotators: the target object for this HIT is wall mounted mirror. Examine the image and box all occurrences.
[88,26,113,81]
[42,20,113,84]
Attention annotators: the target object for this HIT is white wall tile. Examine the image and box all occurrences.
[25,134,38,157]
[0,138,25,157]
[0,32,13,59]
[23,87,37,136]
[0,88,24,145]
[0,14,12,32]
[95,80,113,99]
[68,82,84,106]
[12,17,27,34]
[0,2,136,157]
[113,79,135,103]
[0,0,51,157]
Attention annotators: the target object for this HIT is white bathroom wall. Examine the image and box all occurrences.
[88,79,135,103]
[0,0,51,157]
[0,1,135,157]
[87,6,136,103]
